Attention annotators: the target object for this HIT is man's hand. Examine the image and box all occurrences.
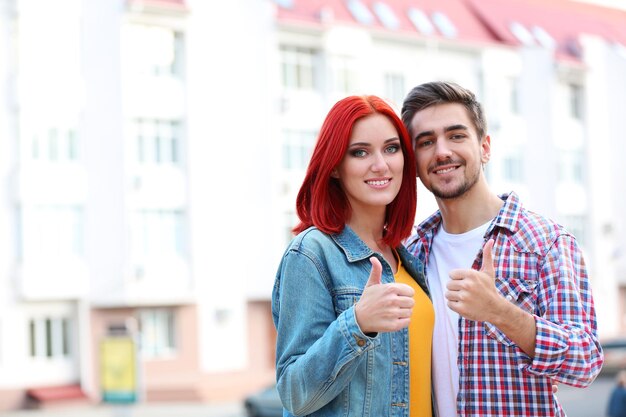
[355,257,415,334]
[445,239,504,323]
[447,239,537,357]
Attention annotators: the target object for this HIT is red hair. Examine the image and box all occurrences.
[293,95,417,248]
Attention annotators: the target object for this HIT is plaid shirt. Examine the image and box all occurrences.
[406,192,603,416]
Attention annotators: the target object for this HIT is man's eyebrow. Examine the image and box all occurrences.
[444,124,469,133]
[414,124,469,141]
[414,130,434,142]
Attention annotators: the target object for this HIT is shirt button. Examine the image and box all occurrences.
[506,294,513,301]
[356,338,366,347]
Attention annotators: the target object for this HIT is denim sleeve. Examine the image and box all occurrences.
[272,249,380,416]
[516,234,604,387]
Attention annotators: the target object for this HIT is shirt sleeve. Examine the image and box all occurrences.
[272,248,380,415]
[516,234,604,387]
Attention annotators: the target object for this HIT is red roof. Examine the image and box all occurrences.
[275,0,626,61]
[465,0,626,60]
[276,0,497,45]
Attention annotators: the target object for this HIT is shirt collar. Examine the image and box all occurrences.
[489,191,522,234]
[409,191,522,243]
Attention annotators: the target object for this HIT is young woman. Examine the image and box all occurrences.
[272,95,434,417]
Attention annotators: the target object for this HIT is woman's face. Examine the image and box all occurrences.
[332,113,404,215]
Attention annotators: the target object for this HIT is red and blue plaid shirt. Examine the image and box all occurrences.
[406,192,603,416]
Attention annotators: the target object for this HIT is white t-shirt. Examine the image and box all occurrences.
[428,221,490,417]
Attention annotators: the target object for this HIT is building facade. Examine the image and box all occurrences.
[0,0,624,411]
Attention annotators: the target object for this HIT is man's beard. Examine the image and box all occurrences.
[429,162,481,200]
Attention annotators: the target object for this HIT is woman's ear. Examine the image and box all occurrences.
[330,168,339,179]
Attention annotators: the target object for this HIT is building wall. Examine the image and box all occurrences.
[0,0,625,411]
[90,304,201,402]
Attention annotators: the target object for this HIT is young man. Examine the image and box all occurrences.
[401,81,603,416]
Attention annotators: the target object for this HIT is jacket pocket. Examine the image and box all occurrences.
[333,287,363,316]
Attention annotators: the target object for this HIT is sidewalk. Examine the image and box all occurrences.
[0,401,245,417]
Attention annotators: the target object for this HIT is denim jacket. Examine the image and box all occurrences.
[272,226,429,417]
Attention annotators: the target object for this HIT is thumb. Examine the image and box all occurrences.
[365,256,383,287]
[480,239,496,278]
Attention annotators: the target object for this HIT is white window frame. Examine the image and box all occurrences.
[29,316,71,359]
[138,309,177,358]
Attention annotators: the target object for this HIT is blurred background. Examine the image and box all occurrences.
[0,0,625,415]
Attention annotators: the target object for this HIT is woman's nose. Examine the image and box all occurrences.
[371,152,388,172]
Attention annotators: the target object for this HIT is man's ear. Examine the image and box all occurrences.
[481,135,492,163]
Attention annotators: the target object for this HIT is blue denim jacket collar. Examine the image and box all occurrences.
[331,225,428,296]
[331,225,374,263]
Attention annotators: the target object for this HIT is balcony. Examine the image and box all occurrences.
[17,258,88,300]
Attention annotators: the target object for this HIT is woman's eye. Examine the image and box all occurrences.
[351,149,367,157]
[385,145,400,153]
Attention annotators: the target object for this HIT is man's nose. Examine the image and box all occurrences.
[434,137,452,158]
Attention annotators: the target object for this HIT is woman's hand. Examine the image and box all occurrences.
[355,257,414,334]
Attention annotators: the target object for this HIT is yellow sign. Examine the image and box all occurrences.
[100,337,137,403]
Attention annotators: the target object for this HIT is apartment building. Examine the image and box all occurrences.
[0,0,276,409]
[0,0,625,411]
[272,0,626,334]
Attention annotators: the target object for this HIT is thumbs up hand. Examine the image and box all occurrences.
[355,257,415,334]
[364,256,383,288]
[446,239,503,322]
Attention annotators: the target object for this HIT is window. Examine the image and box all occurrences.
[431,12,457,38]
[133,119,182,165]
[138,309,176,358]
[568,83,584,120]
[280,46,317,91]
[384,73,405,107]
[558,149,584,183]
[131,209,186,260]
[26,205,84,259]
[507,77,520,114]
[509,22,535,46]
[561,214,587,246]
[503,153,524,182]
[126,25,184,77]
[408,8,435,35]
[373,2,399,30]
[282,130,316,171]
[347,0,375,25]
[31,126,79,162]
[29,317,71,359]
[330,56,358,94]
[272,0,293,8]
[532,26,556,49]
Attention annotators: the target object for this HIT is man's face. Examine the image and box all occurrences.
[409,103,490,199]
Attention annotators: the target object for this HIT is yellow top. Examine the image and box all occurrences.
[394,260,434,417]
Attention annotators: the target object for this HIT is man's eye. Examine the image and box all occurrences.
[417,140,433,148]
